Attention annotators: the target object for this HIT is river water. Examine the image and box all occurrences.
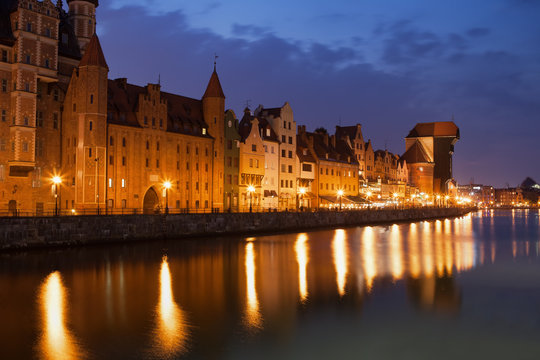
[1,209,539,359]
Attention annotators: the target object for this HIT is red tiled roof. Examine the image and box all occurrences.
[202,70,225,98]
[79,34,108,69]
[406,121,459,138]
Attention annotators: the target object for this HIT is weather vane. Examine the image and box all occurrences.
[214,53,219,71]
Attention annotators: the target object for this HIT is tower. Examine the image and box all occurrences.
[202,66,225,211]
[62,34,108,210]
[66,0,98,52]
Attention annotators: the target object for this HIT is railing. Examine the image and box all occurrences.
[0,204,474,218]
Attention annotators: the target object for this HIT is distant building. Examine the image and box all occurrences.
[402,122,459,194]
[224,110,240,212]
[495,188,524,206]
[457,184,495,206]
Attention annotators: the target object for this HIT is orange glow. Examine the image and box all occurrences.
[295,233,309,302]
[389,225,403,280]
[361,227,377,291]
[154,256,188,357]
[408,223,421,278]
[244,242,262,328]
[38,272,84,360]
[332,229,348,296]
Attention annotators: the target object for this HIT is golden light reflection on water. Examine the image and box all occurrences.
[153,256,188,357]
[422,222,434,277]
[361,227,377,291]
[408,223,421,278]
[332,229,348,296]
[295,233,309,302]
[389,225,403,280]
[38,271,84,360]
[244,242,262,328]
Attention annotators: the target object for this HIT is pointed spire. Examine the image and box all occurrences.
[79,34,108,69]
[202,68,225,99]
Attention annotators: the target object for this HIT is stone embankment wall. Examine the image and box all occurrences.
[0,207,473,251]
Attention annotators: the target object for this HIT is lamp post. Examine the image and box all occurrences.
[247,185,255,213]
[299,187,306,211]
[436,194,441,207]
[337,189,344,211]
[393,192,398,209]
[52,176,61,216]
[95,156,100,215]
[445,195,450,208]
[163,181,171,214]
[411,194,416,208]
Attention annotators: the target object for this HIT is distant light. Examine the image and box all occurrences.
[247,185,255,193]
[52,176,61,185]
[163,181,172,190]
[337,190,344,196]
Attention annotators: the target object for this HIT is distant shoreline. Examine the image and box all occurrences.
[0,207,474,252]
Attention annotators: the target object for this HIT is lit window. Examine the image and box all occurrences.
[121,179,125,188]
[108,178,112,188]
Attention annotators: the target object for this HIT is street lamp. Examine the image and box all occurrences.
[299,187,306,211]
[366,190,372,209]
[393,192,398,209]
[337,189,344,211]
[247,185,255,213]
[52,176,61,216]
[445,195,450,208]
[163,181,171,214]
[436,194,441,207]
[411,194,416,207]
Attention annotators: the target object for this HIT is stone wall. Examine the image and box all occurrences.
[0,207,473,250]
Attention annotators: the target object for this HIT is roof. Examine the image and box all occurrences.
[202,70,225,98]
[79,34,108,69]
[307,132,358,165]
[401,140,431,164]
[335,125,361,142]
[406,121,459,138]
[296,134,317,163]
[257,116,279,143]
[0,0,17,46]
[67,0,99,6]
[239,110,257,141]
[260,107,281,118]
[107,79,210,137]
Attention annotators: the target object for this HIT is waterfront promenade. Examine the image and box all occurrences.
[0,207,472,250]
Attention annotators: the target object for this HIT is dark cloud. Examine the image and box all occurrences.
[466,27,490,37]
[97,4,540,187]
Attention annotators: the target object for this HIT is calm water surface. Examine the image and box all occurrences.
[1,210,540,359]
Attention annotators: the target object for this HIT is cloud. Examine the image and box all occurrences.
[466,27,491,37]
[95,4,540,187]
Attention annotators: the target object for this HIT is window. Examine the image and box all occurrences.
[227,157,232,166]
[122,137,126,147]
[252,144,256,152]
[122,156,126,166]
[89,148,92,157]
[45,59,50,68]
[108,178,113,188]
[249,159,253,167]
[1,109,6,122]
[281,149,286,157]
[196,163,199,171]
[186,146,190,154]
[24,116,28,126]
[73,103,76,112]
[186,182,189,190]
[26,23,32,32]
[145,158,149,167]
[89,121,93,131]
[37,111,43,127]
[45,28,51,37]
[144,116,148,125]
[109,156,113,165]
[156,159,160,168]
[1,50,7,62]
[255,159,259,168]
[288,150,292,158]
[281,164,286,173]
[227,140,232,149]
[25,54,31,64]
[205,163,208,172]
[283,120,286,128]
[90,94,93,104]
[146,141,149,150]
[177,144,180,153]
[202,128,206,135]
[186,162,190,170]
[195,147,199,155]
[22,142,28,152]
[0,165,4,181]
[288,165,293,173]
[53,89,59,101]
[25,83,30,91]
[121,179,126,188]
[159,119,163,128]
[0,139,5,151]
[1,79,6,92]
[152,117,155,127]
[196,182,199,191]
[302,163,312,172]
[288,136,293,144]
[176,161,180,170]
[53,113,58,129]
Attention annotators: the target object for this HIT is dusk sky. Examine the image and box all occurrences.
[89,0,539,188]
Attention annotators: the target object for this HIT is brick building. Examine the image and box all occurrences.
[0,0,227,214]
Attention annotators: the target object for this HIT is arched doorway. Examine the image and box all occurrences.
[8,200,17,216]
[143,187,160,214]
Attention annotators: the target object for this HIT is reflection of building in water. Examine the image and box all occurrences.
[152,256,187,358]
[38,271,84,360]
[406,274,461,313]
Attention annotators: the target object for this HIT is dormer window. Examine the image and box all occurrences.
[266,128,270,136]
[202,128,207,135]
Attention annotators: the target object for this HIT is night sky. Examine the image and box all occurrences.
[89,0,539,188]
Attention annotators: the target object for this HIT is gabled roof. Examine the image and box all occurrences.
[202,70,225,98]
[79,34,108,69]
[296,135,317,163]
[336,125,362,143]
[107,79,210,137]
[257,116,279,143]
[406,121,459,138]
[239,110,255,141]
[401,140,431,164]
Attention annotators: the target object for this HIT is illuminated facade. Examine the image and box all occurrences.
[0,0,227,214]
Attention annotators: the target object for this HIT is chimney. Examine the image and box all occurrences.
[330,135,336,148]
[323,134,329,146]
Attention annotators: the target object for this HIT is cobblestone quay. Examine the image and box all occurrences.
[0,207,473,250]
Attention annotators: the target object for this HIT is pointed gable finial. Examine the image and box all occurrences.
[214,53,219,72]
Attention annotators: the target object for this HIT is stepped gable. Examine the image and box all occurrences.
[406,121,459,138]
[79,34,108,69]
[401,140,431,163]
[202,70,225,98]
